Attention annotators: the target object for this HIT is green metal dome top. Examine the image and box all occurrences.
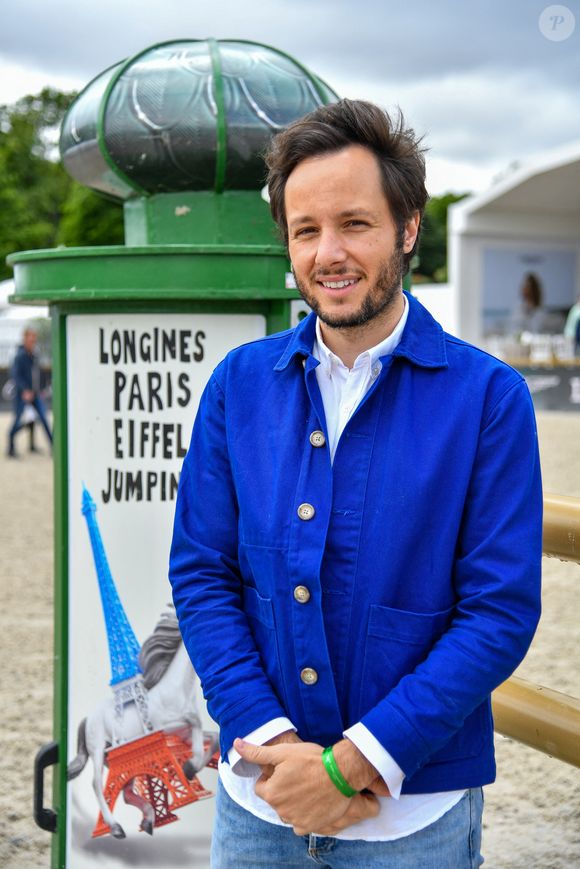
[60,39,338,201]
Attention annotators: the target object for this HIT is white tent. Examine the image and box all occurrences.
[0,279,49,366]
[449,142,580,346]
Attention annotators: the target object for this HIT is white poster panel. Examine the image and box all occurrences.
[66,313,265,868]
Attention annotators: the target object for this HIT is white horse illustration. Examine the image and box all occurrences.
[68,609,218,838]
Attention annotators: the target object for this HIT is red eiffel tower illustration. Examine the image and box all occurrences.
[82,487,219,837]
[92,730,218,837]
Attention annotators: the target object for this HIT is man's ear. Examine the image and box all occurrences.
[402,212,421,254]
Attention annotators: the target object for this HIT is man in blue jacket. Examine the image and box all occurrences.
[169,100,542,867]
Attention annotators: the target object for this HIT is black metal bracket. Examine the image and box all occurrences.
[33,741,59,833]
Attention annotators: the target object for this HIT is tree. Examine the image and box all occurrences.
[0,88,124,280]
[415,192,469,282]
[0,89,75,279]
[57,183,124,247]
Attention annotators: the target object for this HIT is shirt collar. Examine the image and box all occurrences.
[313,294,409,372]
[274,291,448,371]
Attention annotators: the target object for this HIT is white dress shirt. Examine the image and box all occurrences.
[219,295,465,839]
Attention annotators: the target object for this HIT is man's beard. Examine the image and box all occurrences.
[294,240,405,331]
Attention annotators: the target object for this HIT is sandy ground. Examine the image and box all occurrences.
[0,410,578,869]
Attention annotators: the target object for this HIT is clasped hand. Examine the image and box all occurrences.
[233,736,384,836]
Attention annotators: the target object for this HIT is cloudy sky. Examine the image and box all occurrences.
[1,0,579,194]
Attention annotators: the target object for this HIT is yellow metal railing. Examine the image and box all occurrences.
[491,493,580,767]
[542,493,580,563]
[492,677,580,767]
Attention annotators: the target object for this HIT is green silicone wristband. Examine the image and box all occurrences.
[321,746,359,798]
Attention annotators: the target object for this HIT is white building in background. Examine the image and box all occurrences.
[449,142,580,347]
[0,278,49,366]
[412,283,458,336]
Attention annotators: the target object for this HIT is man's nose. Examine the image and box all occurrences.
[314,229,347,269]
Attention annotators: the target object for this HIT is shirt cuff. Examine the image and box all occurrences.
[344,722,405,800]
[227,717,296,777]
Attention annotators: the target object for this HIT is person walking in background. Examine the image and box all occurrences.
[6,327,52,458]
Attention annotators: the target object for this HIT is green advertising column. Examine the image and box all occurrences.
[8,39,337,869]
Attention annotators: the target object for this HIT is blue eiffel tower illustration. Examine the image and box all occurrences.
[81,485,153,742]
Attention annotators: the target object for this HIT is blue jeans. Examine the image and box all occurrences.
[8,395,52,451]
[211,779,484,868]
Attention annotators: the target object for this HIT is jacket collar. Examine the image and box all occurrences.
[274,292,448,371]
[273,310,318,371]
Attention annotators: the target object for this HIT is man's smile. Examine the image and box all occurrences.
[318,278,361,289]
[313,275,363,298]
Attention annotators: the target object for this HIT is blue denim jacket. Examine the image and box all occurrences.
[169,293,542,794]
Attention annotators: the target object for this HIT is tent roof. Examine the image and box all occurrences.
[452,140,580,220]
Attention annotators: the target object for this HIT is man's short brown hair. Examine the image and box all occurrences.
[265,99,428,272]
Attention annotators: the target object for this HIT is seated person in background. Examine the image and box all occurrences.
[511,273,549,334]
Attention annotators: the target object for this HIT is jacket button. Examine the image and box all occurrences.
[300,667,318,685]
[297,503,315,521]
[294,585,311,604]
[309,430,326,448]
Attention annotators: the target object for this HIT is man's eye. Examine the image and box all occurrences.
[346,220,367,228]
[295,227,317,237]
